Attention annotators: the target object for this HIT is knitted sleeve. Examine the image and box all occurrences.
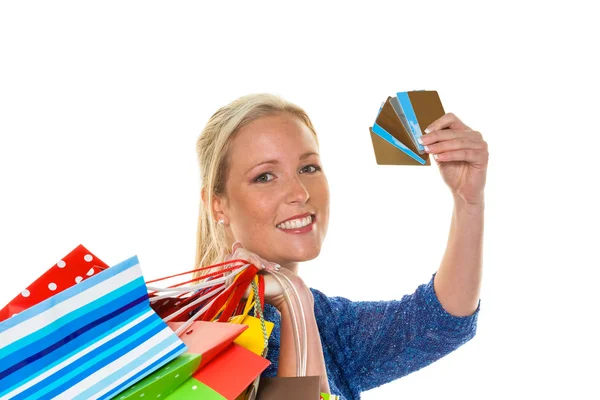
[311,273,480,393]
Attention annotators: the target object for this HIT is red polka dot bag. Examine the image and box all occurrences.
[0,244,110,322]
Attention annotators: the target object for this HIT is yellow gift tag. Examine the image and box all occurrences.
[233,315,274,356]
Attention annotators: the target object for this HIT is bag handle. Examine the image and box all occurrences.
[169,263,259,336]
[265,270,307,376]
[161,262,252,327]
[210,270,251,322]
[146,259,248,299]
[227,275,258,324]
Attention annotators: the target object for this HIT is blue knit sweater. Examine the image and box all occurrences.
[260,274,480,399]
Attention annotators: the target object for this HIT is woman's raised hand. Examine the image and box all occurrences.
[223,241,312,311]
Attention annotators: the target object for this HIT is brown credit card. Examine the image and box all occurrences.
[369,90,446,166]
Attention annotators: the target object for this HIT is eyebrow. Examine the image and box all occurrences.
[246,152,319,175]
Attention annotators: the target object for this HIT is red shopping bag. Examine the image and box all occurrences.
[0,244,109,322]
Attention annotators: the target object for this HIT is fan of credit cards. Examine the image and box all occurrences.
[369,90,446,166]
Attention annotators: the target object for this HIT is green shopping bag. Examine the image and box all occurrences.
[111,353,202,399]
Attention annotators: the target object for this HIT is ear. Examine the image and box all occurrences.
[202,188,229,223]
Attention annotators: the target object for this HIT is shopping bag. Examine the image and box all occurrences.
[0,244,110,322]
[167,321,247,369]
[166,344,270,400]
[0,254,186,400]
[153,261,271,399]
[255,376,321,399]
[165,377,226,399]
[111,353,202,399]
[165,321,270,400]
[319,393,341,400]
[233,314,273,356]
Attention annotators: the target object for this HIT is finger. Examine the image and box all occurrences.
[424,137,484,155]
[232,241,243,253]
[433,148,487,163]
[264,262,281,272]
[420,129,480,146]
[233,248,265,270]
[424,112,471,133]
[222,256,235,285]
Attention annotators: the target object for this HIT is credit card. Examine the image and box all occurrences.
[389,96,417,151]
[396,91,426,154]
[371,110,426,166]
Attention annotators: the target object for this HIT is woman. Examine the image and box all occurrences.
[194,93,487,399]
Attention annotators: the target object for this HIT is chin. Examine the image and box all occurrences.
[290,245,321,262]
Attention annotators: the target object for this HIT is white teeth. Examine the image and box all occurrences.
[277,215,313,230]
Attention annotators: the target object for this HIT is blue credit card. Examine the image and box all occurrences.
[396,92,425,154]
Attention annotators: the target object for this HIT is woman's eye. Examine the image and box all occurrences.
[300,165,321,174]
[254,173,274,183]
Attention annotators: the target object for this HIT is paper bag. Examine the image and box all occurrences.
[0,244,109,322]
[112,353,202,399]
[167,321,246,369]
[0,255,186,400]
[255,376,321,399]
[166,321,270,400]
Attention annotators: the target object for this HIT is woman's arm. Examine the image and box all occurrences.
[419,112,488,317]
[276,289,331,393]
[433,197,484,317]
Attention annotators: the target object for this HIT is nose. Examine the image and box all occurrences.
[286,175,310,204]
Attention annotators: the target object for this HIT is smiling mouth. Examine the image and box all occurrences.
[276,214,315,230]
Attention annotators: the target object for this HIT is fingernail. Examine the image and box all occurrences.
[418,137,424,144]
[424,145,430,152]
[433,154,439,160]
[274,264,281,270]
[424,127,432,134]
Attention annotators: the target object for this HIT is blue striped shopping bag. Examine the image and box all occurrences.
[0,255,187,400]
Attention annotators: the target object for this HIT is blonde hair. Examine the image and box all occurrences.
[194,93,319,280]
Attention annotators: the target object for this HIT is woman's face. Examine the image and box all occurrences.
[217,111,330,267]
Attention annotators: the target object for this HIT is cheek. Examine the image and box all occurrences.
[305,179,330,225]
[233,191,278,229]
[310,178,330,205]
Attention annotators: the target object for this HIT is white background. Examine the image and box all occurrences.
[1,1,598,399]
